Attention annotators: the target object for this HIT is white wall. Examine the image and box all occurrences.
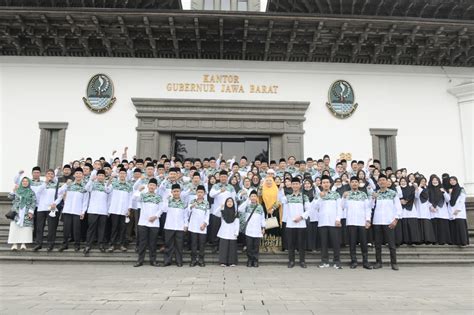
[0,56,471,192]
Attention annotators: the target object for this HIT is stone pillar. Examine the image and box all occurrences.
[448,82,474,196]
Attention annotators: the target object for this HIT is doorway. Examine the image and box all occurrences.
[174,135,269,162]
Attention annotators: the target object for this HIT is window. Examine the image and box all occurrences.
[237,0,248,11]
[38,122,68,171]
[370,128,397,170]
[204,0,214,10]
[221,0,230,10]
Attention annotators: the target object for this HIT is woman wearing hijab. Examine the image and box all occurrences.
[414,177,436,244]
[428,174,451,245]
[397,177,421,245]
[448,176,469,246]
[261,176,283,238]
[7,177,37,251]
[250,174,261,190]
[217,197,240,266]
[302,178,319,251]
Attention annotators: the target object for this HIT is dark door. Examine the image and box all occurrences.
[174,136,268,162]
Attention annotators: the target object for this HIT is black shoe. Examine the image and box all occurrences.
[247,260,252,267]
[300,262,307,268]
[46,246,54,252]
[134,262,143,267]
[190,260,197,267]
[99,246,106,253]
[391,264,399,271]
[287,261,295,268]
[58,245,68,252]
[74,246,80,252]
[198,260,205,267]
[350,262,358,269]
[83,246,91,256]
[363,263,373,270]
[253,261,259,268]
[176,263,183,267]
[33,245,42,252]
[373,262,383,269]
[150,261,158,267]
[162,262,172,267]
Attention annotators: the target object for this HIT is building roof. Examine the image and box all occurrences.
[266,0,474,20]
[0,3,473,66]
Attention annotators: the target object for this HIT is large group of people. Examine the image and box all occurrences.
[6,148,469,271]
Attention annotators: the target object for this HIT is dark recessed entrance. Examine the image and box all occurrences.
[174,135,268,161]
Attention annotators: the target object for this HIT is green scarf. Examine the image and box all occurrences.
[16,177,36,209]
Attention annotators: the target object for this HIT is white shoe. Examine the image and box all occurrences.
[230,264,236,267]
[20,244,27,251]
[220,264,226,267]
[318,263,330,268]
[11,244,18,251]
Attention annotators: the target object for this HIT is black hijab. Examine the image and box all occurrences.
[303,179,315,202]
[449,176,462,207]
[221,197,237,224]
[416,177,429,203]
[441,173,450,191]
[428,175,445,208]
[399,178,415,211]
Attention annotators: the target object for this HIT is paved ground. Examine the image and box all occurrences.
[0,263,473,314]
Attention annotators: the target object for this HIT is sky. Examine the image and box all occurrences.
[181,0,268,11]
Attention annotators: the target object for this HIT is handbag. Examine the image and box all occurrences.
[5,210,17,220]
[265,214,279,230]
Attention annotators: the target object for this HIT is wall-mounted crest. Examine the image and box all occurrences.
[326,80,358,118]
[82,74,116,113]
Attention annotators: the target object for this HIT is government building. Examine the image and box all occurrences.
[0,0,473,198]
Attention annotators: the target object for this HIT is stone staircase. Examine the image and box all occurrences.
[0,223,473,266]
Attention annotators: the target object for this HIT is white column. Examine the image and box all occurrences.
[448,82,474,196]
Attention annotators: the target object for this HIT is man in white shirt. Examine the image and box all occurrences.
[343,176,373,269]
[372,174,402,271]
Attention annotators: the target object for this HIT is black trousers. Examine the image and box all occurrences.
[347,225,369,264]
[86,214,107,247]
[190,232,207,261]
[137,225,159,264]
[47,212,60,247]
[32,207,38,241]
[164,229,184,265]
[219,238,238,265]
[246,236,261,262]
[62,213,81,247]
[109,214,127,246]
[374,225,397,264]
[286,228,306,263]
[35,211,49,246]
[209,214,221,248]
[319,226,341,264]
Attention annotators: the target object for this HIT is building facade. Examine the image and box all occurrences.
[0,0,473,194]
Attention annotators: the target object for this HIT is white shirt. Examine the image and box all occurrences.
[430,192,451,219]
[134,191,163,228]
[54,181,88,216]
[278,191,312,229]
[371,189,403,225]
[107,180,133,216]
[187,199,210,234]
[448,190,467,220]
[163,197,188,231]
[341,190,371,227]
[209,183,236,216]
[84,180,110,216]
[415,187,431,219]
[314,191,342,227]
[36,181,58,211]
[217,218,240,240]
[238,200,266,238]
